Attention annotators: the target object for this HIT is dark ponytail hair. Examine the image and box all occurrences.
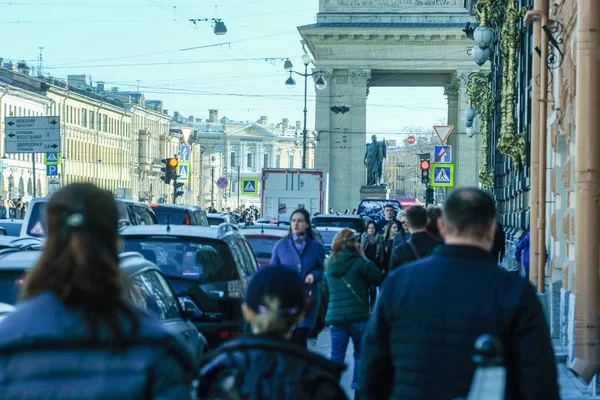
[289,208,318,239]
[21,183,138,345]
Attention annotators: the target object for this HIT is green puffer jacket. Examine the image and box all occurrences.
[323,250,382,326]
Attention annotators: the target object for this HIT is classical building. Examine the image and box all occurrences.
[299,0,483,211]
[171,110,315,210]
[0,62,52,199]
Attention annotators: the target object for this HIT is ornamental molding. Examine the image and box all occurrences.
[311,37,469,45]
[325,0,463,5]
[348,69,371,82]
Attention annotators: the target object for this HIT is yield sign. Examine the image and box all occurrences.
[433,125,454,144]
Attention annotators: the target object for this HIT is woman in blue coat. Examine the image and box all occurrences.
[270,208,326,348]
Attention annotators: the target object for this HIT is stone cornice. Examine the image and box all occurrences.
[303,33,469,42]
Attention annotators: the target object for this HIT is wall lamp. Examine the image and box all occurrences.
[330,105,350,114]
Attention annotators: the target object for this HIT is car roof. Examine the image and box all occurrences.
[149,204,204,211]
[0,249,160,276]
[119,224,239,240]
[241,228,289,238]
[0,219,23,224]
[313,215,363,219]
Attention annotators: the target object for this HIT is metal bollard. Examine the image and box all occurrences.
[455,334,506,400]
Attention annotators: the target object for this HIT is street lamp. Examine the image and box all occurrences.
[284,54,327,169]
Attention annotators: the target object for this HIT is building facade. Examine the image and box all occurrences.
[171,110,314,210]
[0,64,52,199]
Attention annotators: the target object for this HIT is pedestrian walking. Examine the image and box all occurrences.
[389,206,442,271]
[323,229,382,399]
[425,205,444,241]
[514,228,547,280]
[197,266,347,400]
[0,183,196,399]
[361,188,559,400]
[382,220,401,276]
[492,220,506,266]
[270,208,326,348]
[360,221,384,308]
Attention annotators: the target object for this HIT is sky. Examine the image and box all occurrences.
[0,0,448,141]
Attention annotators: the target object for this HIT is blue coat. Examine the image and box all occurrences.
[0,292,197,400]
[270,235,326,329]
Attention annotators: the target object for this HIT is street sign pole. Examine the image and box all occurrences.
[32,153,36,198]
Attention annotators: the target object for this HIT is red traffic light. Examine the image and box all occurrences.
[168,158,178,168]
[420,160,431,170]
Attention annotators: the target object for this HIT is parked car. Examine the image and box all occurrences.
[120,223,260,348]
[149,204,209,227]
[20,197,157,238]
[311,214,369,235]
[0,248,207,364]
[316,226,359,255]
[0,219,23,236]
[239,224,290,266]
[206,213,237,227]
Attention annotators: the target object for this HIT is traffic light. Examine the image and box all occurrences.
[173,181,185,202]
[426,187,435,205]
[161,158,178,184]
[420,159,431,184]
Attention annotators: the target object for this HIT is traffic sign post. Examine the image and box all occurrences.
[241,177,259,195]
[4,116,60,153]
[46,164,59,177]
[431,163,454,187]
[433,125,454,145]
[47,177,60,195]
[434,145,452,163]
[216,177,229,189]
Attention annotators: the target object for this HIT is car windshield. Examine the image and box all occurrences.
[153,209,187,225]
[122,237,239,283]
[0,271,25,305]
[246,237,281,259]
[313,217,364,233]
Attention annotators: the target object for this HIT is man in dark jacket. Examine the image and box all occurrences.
[389,206,442,270]
[491,220,506,265]
[361,188,559,400]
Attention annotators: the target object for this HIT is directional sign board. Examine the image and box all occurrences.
[241,177,258,195]
[179,145,191,162]
[216,177,229,189]
[177,162,189,183]
[434,145,452,163]
[44,152,60,165]
[4,116,60,153]
[46,164,59,177]
[431,163,454,187]
[47,177,60,195]
[433,125,453,144]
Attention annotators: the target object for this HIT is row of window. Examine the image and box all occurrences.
[229,152,297,169]
[64,137,130,165]
[49,102,130,138]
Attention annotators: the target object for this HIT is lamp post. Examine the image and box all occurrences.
[284,54,327,169]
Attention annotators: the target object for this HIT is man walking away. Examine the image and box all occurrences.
[388,206,442,271]
[360,188,559,400]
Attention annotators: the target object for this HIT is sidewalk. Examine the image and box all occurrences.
[308,329,600,399]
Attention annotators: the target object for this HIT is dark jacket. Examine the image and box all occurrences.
[360,245,559,400]
[0,292,196,400]
[491,222,506,264]
[270,235,325,329]
[360,232,385,269]
[389,231,442,270]
[323,250,382,325]
[198,335,348,400]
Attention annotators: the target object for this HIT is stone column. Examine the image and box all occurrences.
[446,71,481,188]
[314,68,334,176]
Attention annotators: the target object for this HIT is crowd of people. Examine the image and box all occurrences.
[0,196,28,219]
[0,184,556,400]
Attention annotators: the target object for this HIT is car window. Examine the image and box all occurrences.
[129,270,181,320]
[242,239,259,275]
[0,222,22,236]
[122,237,240,283]
[24,201,47,237]
[0,271,25,305]
[154,208,187,225]
[195,210,209,227]
[225,236,250,280]
[246,237,281,260]
[134,205,156,225]
[207,216,225,226]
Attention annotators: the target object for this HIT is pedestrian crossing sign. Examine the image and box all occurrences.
[177,162,189,183]
[44,152,60,165]
[241,177,259,195]
[431,163,454,187]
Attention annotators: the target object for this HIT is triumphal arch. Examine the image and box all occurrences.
[299,0,482,210]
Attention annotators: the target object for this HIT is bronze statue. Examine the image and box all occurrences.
[364,135,387,186]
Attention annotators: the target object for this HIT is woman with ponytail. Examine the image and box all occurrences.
[323,229,382,400]
[0,183,196,399]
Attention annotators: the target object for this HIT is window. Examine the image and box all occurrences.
[289,155,294,167]
[89,111,95,129]
[81,109,87,128]
[230,152,236,168]
[129,271,181,321]
[102,114,108,132]
[263,153,269,168]
[97,113,101,130]
[247,152,253,169]
[275,154,281,168]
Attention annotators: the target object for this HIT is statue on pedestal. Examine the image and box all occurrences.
[364,135,387,186]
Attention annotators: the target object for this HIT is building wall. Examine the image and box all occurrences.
[0,84,51,198]
[45,87,132,194]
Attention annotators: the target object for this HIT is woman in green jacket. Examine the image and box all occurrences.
[323,228,382,399]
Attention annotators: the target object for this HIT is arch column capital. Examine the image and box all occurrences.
[348,69,371,84]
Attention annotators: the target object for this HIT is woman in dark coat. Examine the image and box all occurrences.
[270,208,326,348]
[360,220,384,308]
